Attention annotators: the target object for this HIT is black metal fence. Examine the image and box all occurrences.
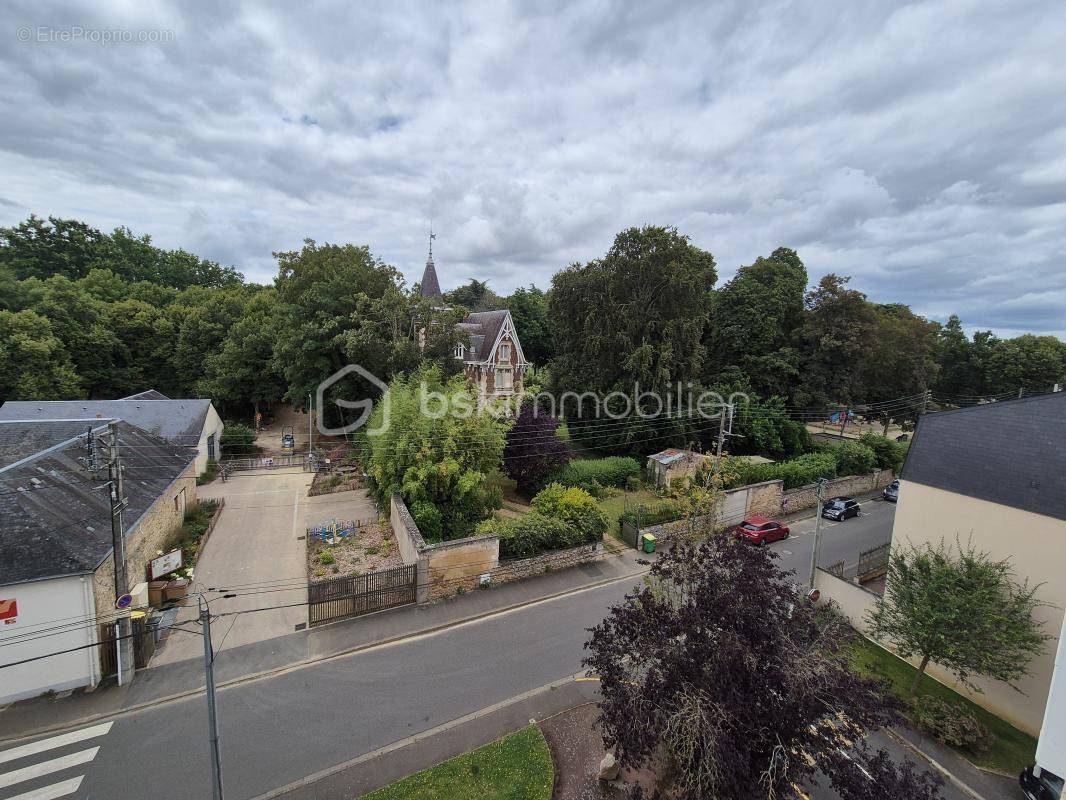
[308,564,417,626]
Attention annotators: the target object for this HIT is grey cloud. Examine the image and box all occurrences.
[1,0,1065,335]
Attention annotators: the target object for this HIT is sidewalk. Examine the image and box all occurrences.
[0,548,648,742]
[889,725,1019,800]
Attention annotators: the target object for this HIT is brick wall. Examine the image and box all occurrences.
[91,465,197,616]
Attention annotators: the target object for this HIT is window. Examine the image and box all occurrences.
[498,342,511,361]
[495,368,513,390]
[454,343,465,359]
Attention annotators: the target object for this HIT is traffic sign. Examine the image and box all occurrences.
[115,593,133,610]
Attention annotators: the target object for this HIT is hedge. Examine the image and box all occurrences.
[481,484,606,559]
[619,501,683,530]
[552,457,641,493]
[729,452,838,490]
[857,432,906,472]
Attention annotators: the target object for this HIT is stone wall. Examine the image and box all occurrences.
[782,468,895,512]
[92,464,198,617]
[745,479,784,516]
[491,542,604,586]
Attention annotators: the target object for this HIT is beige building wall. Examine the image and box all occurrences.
[892,480,1066,735]
[91,463,198,616]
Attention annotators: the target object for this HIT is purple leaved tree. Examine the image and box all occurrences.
[503,401,572,492]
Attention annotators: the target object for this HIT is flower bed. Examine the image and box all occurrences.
[307,519,403,581]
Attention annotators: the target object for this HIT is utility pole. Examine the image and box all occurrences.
[106,421,135,685]
[308,392,313,459]
[200,598,225,800]
[715,403,729,459]
[807,479,829,593]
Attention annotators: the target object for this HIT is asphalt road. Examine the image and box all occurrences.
[0,499,901,800]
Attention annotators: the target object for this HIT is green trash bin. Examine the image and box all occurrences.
[642,533,657,554]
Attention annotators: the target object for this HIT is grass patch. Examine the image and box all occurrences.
[362,725,553,800]
[847,635,1036,774]
[597,488,660,535]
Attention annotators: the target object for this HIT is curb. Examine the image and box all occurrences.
[885,728,989,800]
[0,563,649,745]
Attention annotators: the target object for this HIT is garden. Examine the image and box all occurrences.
[306,516,403,581]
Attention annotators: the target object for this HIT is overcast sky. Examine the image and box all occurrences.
[2,1,1065,336]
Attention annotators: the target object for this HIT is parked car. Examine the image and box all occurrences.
[883,480,900,503]
[821,498,860,521]
[1020,764,1063,800]
[734,516,790,546]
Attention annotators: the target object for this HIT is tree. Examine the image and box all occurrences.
[867,539,1052,694]
[584,536,944,800]
[862,303,939,405]
[364,366,507,540]
[705,247,806,398]
[985,334,1066,394]
[504,285,553,365]
[0,309,81,400]
[834,440,877,476]
[724,391,810,459]
[445,279,502,311]
[502,402,572,491]
[169,286,251,395]
[549,225,717,453]
[795,274,877,407]
[932,315,979,398]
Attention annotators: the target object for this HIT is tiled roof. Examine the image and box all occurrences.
[420,257,442,298]
[0,420,196,585]
[0,399,212,447]
[901,392,1066,522]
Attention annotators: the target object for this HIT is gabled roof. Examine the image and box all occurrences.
[459,309,526,365]
[0,420,197,585]
[0,399,213,447]
[901,392,1066,522]
[121,389,171,401]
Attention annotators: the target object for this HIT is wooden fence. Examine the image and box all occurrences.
[308,564,417,626]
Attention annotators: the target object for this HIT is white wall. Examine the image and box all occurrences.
[194,404,225,474]
[0,575,99,703]
[1037,611,1066,776]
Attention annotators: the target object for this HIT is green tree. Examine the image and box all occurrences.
[504,285,553,365]
[705,246,806,397]
[364,366,507,540]
[169,286,251,395]
[985,334,1066,394]
[0,215,103,280]
[445,279,502,311]
[862,303,939,404]
[199,289,287,417]
[549,225,717,452]
[0,309,81,400]
[795,274,877,407]
[932,315,978,397]
[107,298,177,395]
[868,539,1051,694]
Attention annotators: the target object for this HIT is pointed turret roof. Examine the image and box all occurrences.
[420,254,442,298]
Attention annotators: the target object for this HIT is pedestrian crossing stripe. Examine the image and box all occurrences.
[6,776,84,800]
[0,721,110,800]
[0,722,111,765]
[0,747,99,789]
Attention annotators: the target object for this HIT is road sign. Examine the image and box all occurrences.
[149,548,183,580]
[116,593,133,610]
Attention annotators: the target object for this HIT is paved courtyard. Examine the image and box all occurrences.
[149,469,378,667]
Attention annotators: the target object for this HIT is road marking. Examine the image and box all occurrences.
[291,489,301,538]
[0,747,99,789]
[0,723,111,765]
[6,777,84,800]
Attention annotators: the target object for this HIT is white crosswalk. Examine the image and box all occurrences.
[0,722,111,800]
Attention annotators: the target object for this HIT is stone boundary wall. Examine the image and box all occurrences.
[782,468,894,512]
[491,542,603,586]
[390,494,601,602]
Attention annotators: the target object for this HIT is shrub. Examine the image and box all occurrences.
[411,500,444,542]
[834,441,877,476]
[196,460,218,486]
[530,484,608,542]
[619,501,683,529]
[553,457,641,490]
[912,696,993,753]
[625,475,642,492]
[220,423,257,455]
[729,452,837,490]
[319,550,335,565]
[487,513,580,559]
[857,432,906,472]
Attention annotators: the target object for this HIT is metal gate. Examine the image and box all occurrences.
[308,564,417,626]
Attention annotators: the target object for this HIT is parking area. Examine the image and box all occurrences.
[149,469,378,667]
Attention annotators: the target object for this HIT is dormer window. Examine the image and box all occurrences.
[499,343,511,362]
[454,343,465,359]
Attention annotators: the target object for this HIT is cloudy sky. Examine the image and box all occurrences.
[2,0,1065,336]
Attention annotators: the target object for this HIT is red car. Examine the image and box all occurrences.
[734,516,790,546]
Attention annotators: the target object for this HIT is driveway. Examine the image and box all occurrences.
[149,470,378,667]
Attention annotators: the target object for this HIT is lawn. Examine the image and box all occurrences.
[361,725,553,800]
[847,635,1036,775]
[597,487,660,535]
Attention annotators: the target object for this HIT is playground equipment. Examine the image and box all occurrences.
[308,518,363,543]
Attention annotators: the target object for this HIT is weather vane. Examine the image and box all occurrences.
[428,220,436,259]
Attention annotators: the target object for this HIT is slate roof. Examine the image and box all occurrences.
[901,391,1066,522]
[420,256,442,298]
[0,399,212,447]
[121,389,171,401]
[0,419,197,585]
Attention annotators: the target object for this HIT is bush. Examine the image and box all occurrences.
[488,513,582,559]
[318,550,335,565]
[221,423,258,454]
[530,484,608,542]
[625,475,642,492]
[912,696,993,753]
[834,441,877,476]
[553,457,641,490]
[411,500,444,542]
[729,452,837,490]
[196,460,218,486]
[857,432,906,472]
[619,501,683,529]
